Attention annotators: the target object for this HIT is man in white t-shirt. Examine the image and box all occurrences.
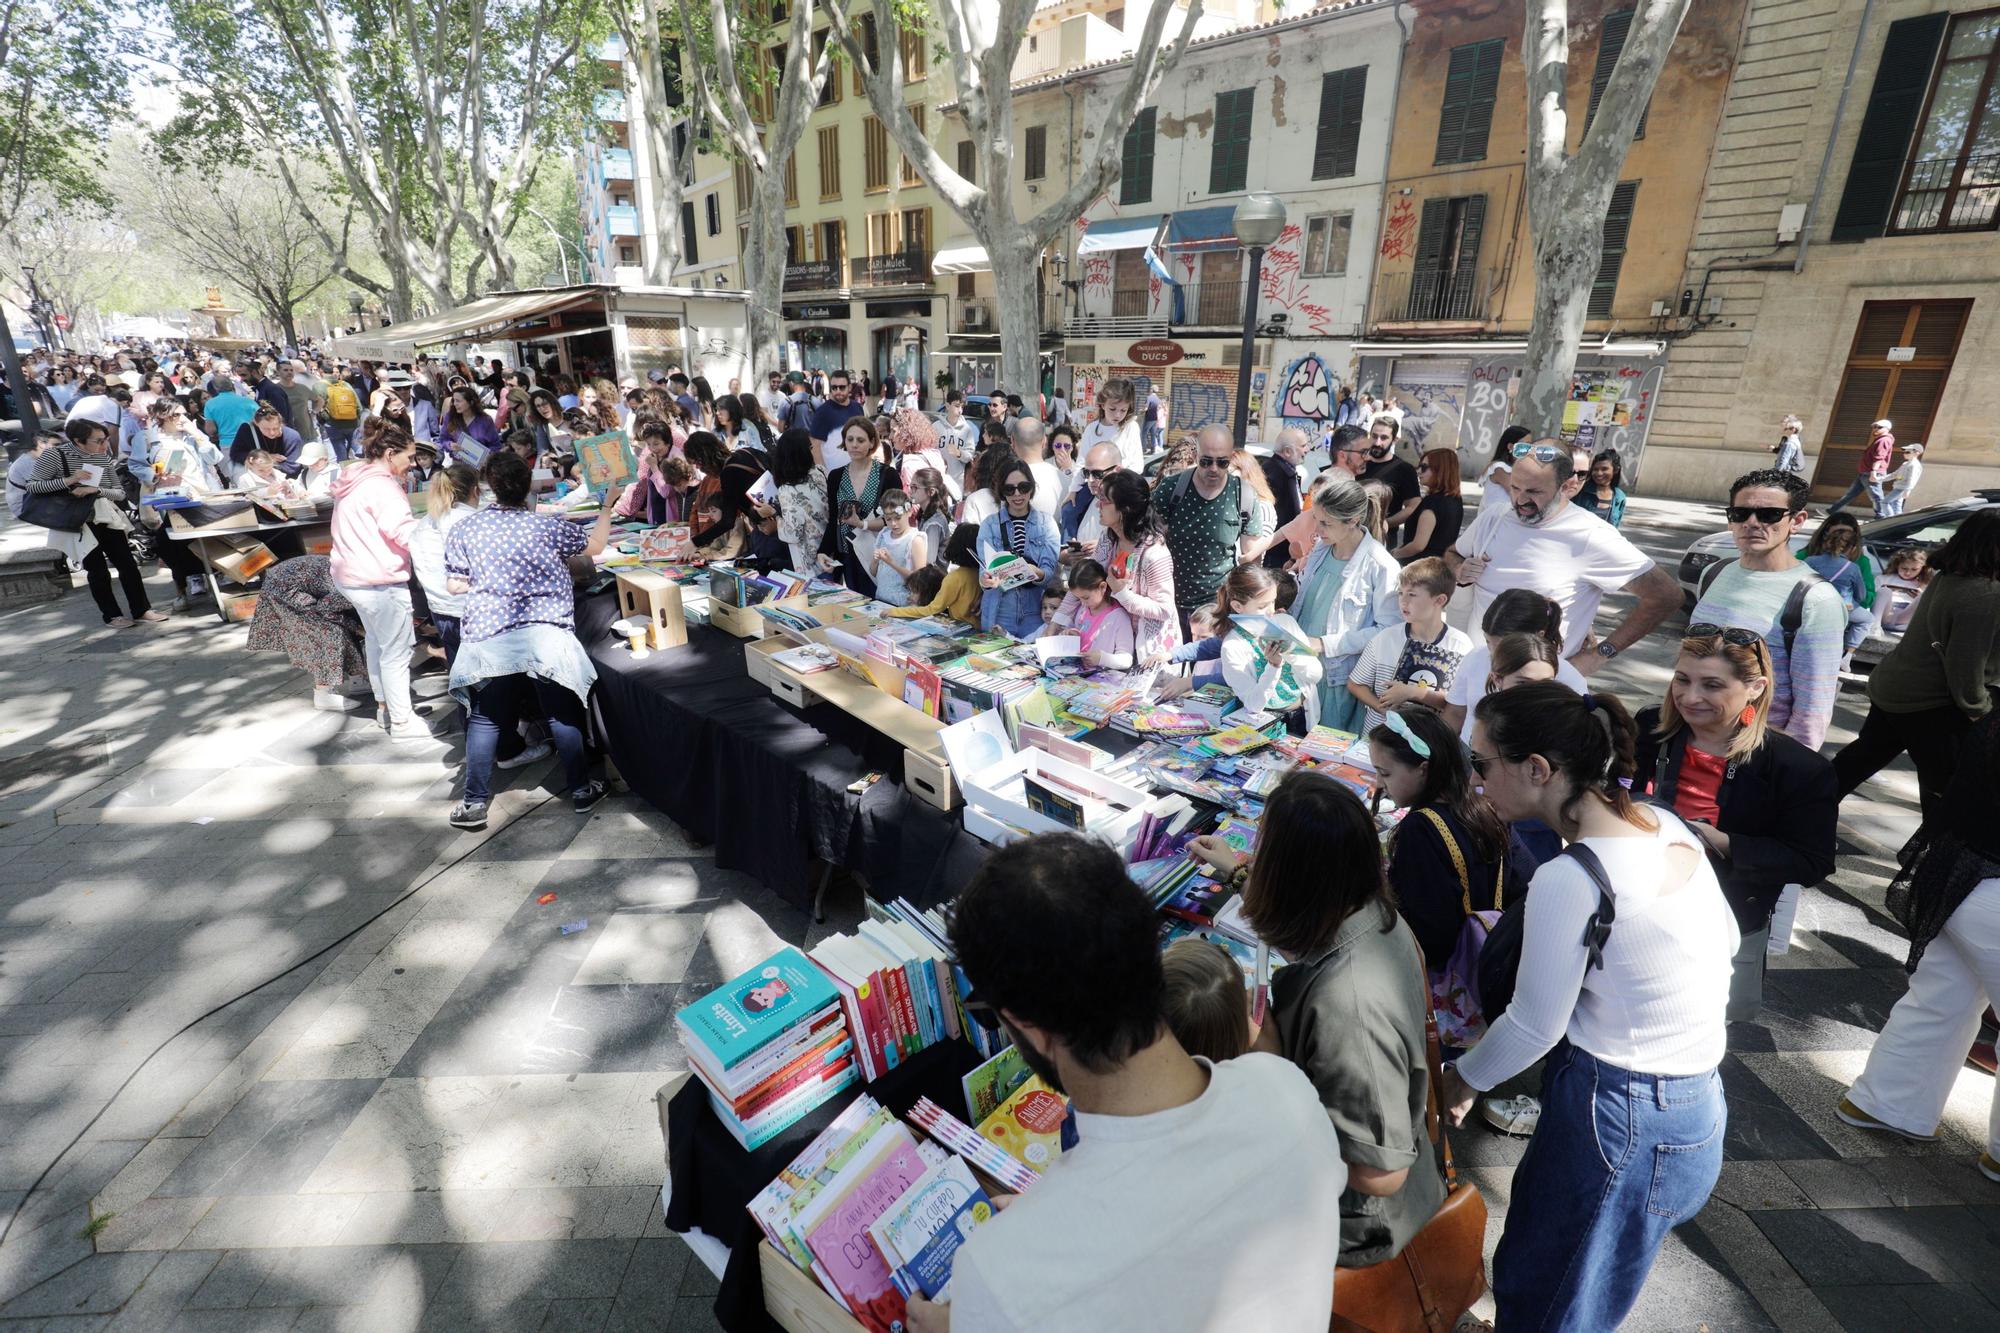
[922,834,1345,1333]
[1010,417,1065,520]
[1446,439,1680,675]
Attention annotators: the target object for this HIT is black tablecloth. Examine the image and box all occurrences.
[665,1041,981,1332]
[578,590,982,910]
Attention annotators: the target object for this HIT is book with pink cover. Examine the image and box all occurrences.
[801,1132,933,1332]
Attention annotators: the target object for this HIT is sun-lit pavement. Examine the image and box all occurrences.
[0,493,1992,1331]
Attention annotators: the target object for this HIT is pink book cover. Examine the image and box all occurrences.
[803,1138,930,1332]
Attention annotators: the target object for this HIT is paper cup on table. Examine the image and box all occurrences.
[626,628,647,655]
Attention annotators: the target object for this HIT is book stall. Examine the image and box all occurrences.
[151,492,331,623]
[582,549,1406,1331]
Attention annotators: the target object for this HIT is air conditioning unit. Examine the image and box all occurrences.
[963,304,991,331]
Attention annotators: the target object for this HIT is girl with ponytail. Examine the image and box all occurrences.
[1443,681,1738,1331]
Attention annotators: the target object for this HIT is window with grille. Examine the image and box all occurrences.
[1435,39,1504,164]
[1587,181,1638,318]
[818,125,841,199]
[1026,125,1047,181]
[706,193,721,237]
[902,104,926,185]
[865,116,890,191]
[1891,10,2000,234]
[1834,13,1952,239]
[1585,11,1650,138]
[1312,68,1367,179]
[1210,88,1254,194]
[1407,194,1489,320]
[1121,108,1156,204]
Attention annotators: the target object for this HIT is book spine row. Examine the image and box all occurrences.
[907,1098,1041,1193]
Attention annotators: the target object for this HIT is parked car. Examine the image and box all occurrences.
[1677,489,2000,664]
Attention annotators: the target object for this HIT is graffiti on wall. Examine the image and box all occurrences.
[1391,356,1666,487]
[1071,366,1155,418]
[1277,352,1337,426]
[1257,225,1334,337]
[1083,256,1112,298]
[1379,197,1418,260]
[1169,368,1241,435]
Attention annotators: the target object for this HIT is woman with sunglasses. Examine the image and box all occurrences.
[976,457,1060,637]
[1634,627,1838,1019]
[1444,683,1736,1331]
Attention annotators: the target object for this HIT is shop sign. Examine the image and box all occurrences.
[865,299,934,320]
[1127,338,1185,367]
[784,259,840,292]
[783,302,850,322]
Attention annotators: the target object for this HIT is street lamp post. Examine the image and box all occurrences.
[525,207,580,286]
[1230,193,1287,446]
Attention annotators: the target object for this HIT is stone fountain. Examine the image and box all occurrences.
[189,288,259,354]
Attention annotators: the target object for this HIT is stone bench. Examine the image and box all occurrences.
[0,545,70,608]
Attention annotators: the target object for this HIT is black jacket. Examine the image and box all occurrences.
[1633,708,1838,931]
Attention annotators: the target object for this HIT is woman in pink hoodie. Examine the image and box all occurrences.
[330,424,430,741]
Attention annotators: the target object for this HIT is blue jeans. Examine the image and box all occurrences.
[325,422,358,461]
[1493,1044,1725,1331]
[464,673,588,803]
[1827,473,1885,516]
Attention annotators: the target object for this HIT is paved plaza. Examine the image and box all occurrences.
[0,496,1993,1330]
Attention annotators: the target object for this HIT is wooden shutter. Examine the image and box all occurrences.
[784,154,798,207]
[1312,67,1368,179]
[1588,181,1639,318]
[706,192,720,236]
[733,162,752,212]
[1025,125,1046,180]
[681,202,699,265]
[1121,107,1156,204]
[956,138,976,186]
[1831,13,1950,241]
[1413,197,1451,273]
[1209,88,1255,194]
[818,125,840,199]
[1585,10,1651,137]
[902,104,925,185]
[1435,39,1503,164]
[865,116,889,190]
[1453,195,1488,295]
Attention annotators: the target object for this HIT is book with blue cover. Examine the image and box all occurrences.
[677,946,842,1071]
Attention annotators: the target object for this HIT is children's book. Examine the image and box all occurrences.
[984,551,1040,591]
[868,1157,994,1301]
[975,1075,1069,1173]
[1206,723,1275,757]
[1230,611,1315,652]
[907,1097,1042,1193]
[675,946,842,1072]
[960,1045,1031,1125]
[939,709,1012,780]
[801,1131,933,1331]
[574,429,638,497]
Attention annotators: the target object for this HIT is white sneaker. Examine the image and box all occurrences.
[496,741,553,770]
[314,687,365,712]
[1481,1095,1542,1137]
[387,717,440,743]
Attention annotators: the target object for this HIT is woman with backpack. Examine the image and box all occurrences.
[1634,627,1838,1020]
[1444,683,1736,1332]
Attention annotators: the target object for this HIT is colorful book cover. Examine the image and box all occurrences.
[803,1136,932,1331]
[676,947,842,1071]
[1206,723,1275,757]
[904,1186,995,1300]
[574,429,638,497]
[976,1076,1069,1173]
[869,1157,993,1300]
[960,1045,1031,1125]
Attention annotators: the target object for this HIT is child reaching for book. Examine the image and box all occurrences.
[1160,938,1252,1062]
[1217,563,1323,726]
[1346,557,1473,734]
[887,523,983,624]
[237,450,303,500]
[867,488,927,607]
[1875,544,1931,636]
[1064,560,1137,670]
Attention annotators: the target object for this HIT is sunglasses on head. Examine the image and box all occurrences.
[1196,455,1232,470]
[1002,481,1034,496]
[1510,442,1565,464]
[1684,623,1763,648]
[1725,505,1793,525]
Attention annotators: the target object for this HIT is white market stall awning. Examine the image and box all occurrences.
[327,287,604,361]
[933,243,992,274]
[1076,213,1166,255]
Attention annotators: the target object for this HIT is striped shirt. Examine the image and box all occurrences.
[1689,561,1845,752]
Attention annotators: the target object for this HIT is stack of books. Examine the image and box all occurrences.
[751,1096,1006,1330]
[711,565,810,608]
[674,947,858,1150]
[807,919,962,1083]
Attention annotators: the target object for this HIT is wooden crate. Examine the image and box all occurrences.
[759,1242,865,1333]
[903,742,957,811]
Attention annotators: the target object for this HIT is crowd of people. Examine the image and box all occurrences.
[8,339,2000,1330]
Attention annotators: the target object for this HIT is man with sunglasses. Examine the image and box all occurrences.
[1447,437,1678,676]
[808,368,863,470]
[1156,425,1272,634]
[1688,469,1845,749]
[928,833,1344,1333]
[1060,441,1124,546]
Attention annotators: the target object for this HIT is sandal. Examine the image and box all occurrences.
[1481,1094,1542,1137]
[138,610,170,623]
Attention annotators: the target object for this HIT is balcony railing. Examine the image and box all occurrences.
[601,147,634,182]
[1891,154,2000,234]
[784,259,841,292]
[593,91,627,124]
[1173,281,1247,328]
[606,205,640,238]
[1376,266,1499,324]
[851,249,932,287]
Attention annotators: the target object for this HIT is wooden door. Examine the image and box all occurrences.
[1811,299,1970,499]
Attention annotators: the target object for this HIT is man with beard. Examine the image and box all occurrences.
[916,833,1344,1333]
[1445,438,1678,678]
[1359,417,1421,545]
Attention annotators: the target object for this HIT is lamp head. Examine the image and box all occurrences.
[1232,192,1287,249]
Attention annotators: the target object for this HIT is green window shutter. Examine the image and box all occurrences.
[1586,10,1650,138]
[1312,67,1369,179]
[1831,13,1950,241]
[1454,194,1488,290]
[1121,108,1157,205]
[1436,39,1504,164]
[1588,181,1639,319]
[1210,88,1255,194]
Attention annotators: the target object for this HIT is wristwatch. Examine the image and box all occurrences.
[1595,640,1621,660]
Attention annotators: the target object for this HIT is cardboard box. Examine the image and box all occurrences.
[166,502,259,534]
[217,590,260,623]
[211,539,277,584]
[960,749,1150,850]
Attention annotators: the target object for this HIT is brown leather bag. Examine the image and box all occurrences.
[1329,956,1490,1333]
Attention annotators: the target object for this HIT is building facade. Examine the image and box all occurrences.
[1358,0,1746,484]
[1648,0,2000,503]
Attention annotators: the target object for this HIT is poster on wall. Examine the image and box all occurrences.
[1410,357,1662,488]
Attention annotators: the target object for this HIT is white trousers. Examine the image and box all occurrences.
[338,582,415,726]
[1848,876,2000,1155]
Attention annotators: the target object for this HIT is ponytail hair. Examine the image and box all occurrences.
[1480,587,1564,649]
[1314,473,1386,544]
[425,461,480,515]
[1474,681,1648,830]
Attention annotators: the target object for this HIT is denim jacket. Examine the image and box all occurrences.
[1296,534,1402,680]
[448,622,598,712]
